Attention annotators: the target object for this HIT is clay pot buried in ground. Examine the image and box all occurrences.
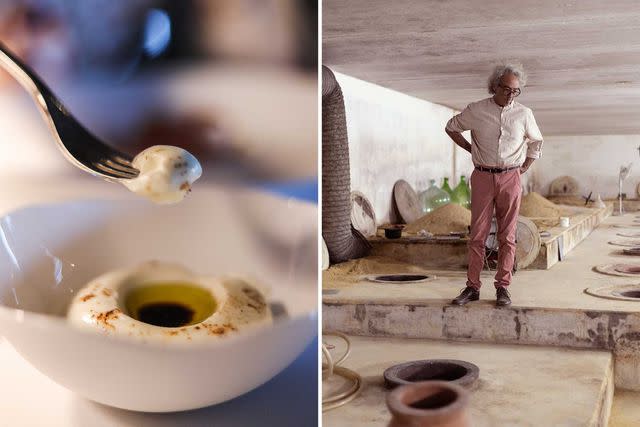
[623,247,640,256]
[614,264,640,274]
[386,381,471,427]
[383,360,479,390]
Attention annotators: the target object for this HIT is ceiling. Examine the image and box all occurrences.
[323,0,640,136]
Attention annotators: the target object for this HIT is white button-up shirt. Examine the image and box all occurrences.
[445,97,544,168]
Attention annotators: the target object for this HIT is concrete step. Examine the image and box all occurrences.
[322,335,613,427]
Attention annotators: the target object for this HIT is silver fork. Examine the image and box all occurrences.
[0,41,139,182]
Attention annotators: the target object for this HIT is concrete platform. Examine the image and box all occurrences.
[368,205,611,270]
[610,390,640,426]
[612,199,640,214]
[531,204,612,269]
[323,336,613,427]
[323,211,640,390]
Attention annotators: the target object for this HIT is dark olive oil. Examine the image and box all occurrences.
[125,282,215,328]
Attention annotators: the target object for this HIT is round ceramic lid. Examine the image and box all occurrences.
[549,176,580,196]
[614,264,640,274]
[515,216,541,269]
[609,239,640,247]
[393,179,421,224]
[350,191,377,237]
[594,263,640,277]
[585,284,640,301]
[617,232,640,238]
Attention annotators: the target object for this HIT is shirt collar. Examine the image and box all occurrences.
[490,96,514,110]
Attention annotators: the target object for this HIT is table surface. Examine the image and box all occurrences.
[0,176,319,427]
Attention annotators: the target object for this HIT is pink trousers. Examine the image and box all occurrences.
[467,168,521,289]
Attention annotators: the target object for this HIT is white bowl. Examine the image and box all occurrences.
[0,186,317,412]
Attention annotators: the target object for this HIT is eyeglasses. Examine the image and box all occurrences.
[498,84,521,97]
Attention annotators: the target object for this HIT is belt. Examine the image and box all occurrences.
[475,165,519,174]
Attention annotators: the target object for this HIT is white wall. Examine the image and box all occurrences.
[533,135,640,200]
[335,72,474,224]
[333,72,640,221]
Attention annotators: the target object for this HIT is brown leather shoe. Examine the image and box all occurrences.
[452,286,480,306]
[496,287,511,306]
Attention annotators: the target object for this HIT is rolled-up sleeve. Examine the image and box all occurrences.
[446,105,473,133]
[525,109,543,159]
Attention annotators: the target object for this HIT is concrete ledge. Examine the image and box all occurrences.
[369,237,468,269]
[531,204,612,269]
[323,301,640,391]
[368,205,611,270]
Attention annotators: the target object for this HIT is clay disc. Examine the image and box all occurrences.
[609,239,640,247]
[393,180,421,224]
[549,176,580,196]
[322,237,329,271]
[614,264,640,274]
[585,285,640,301]
[350,191,376,237]
[617,232,640,238]
[613,224,640,229]
[593,263,640,277]
[515,216,541,269]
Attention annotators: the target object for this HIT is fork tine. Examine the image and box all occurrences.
[93,162,139,179]
[104,158,139,175]
[112,154,135,166]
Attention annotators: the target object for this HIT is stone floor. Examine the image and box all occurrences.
[323,336,612,427]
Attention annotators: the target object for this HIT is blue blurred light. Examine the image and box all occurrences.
[143,9,171,57]
[260,179,318,204]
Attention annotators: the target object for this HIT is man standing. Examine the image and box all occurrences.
[445,62,543,307]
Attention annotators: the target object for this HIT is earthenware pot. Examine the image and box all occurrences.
[387,381,470,427]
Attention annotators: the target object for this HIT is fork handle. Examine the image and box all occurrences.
[0,41,62,112]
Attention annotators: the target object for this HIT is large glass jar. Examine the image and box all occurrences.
[452,175,471,209]
[419,179,450,214]
[441,177,454,198]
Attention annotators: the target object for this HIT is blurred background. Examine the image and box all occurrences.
[0,0,318,194]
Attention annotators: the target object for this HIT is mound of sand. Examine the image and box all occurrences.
[546,194,606,209]
[404,203,471,234]
[519,192,562,218]
[546,195,586,207]
[323,256,429,286]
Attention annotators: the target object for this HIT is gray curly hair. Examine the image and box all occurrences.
[487,61,527,94]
